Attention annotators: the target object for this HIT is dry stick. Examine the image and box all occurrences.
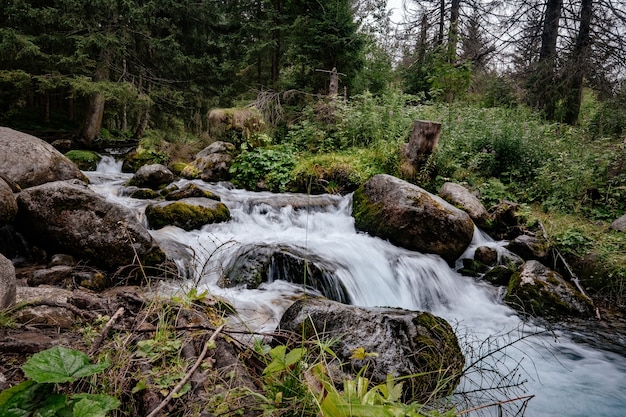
[89,307,125,356]
[457,394,535,415]
[146,324,225,417]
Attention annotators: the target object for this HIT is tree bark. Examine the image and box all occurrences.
[448,0,461,62]
[81,48,112,146]
[562,0,593,124]
[533,0,563,119]
[402,120,442,172]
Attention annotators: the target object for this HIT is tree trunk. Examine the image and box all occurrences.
[81,48,112,146]
[401,120,442,174]
[534,0,563,119]
[437,0,445,46]
[562,0,593,124]
[448,0,461,62]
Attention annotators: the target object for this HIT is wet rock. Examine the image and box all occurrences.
[483,264,516,286]
[489,200,524,239]
[0,253,16,309]
[459,258,489,277]
[65,150,101,171]
[128,163,174,189]
[165,183,221,201]
[475,245,498,266]
[220,244,349,303]
[505,260,594,318]
[0,126,88,188]
[506,234,549,262]
[352,174,474,264]
[145,198,231,231]
[279,297,464,402]
[439,182,491,229]
[0,177,17,224]
[15,180,165,270]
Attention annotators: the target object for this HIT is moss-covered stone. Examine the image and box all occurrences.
[145,199,230,231]
[505,260,594,318]
[129,188,161,199]
[483,264,515,286]
[65,150,101,171]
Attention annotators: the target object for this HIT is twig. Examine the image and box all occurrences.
[457,394,535,415]
[146,324,225,417]
[89,307,125,356]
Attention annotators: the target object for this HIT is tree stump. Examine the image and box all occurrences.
[401,120,441,176]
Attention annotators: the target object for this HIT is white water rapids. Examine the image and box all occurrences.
[87,157,626,416]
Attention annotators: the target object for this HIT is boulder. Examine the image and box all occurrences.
[610,214,626,232]
[352,174,474,264]
[0,177,18,224]
[0,253,16,309]
[196,141,236,159]
[474,245,498,266]
[439,182,491,229]
[489,200,524,239]
[145,198,231,231]
[15,180,165,270]
[506,234,549,262]
[278,298,464,402]
[0,127,87,188]
[220,244,350,303]
[181,153,233,182]
[128,163,174,189]
[505,260,594,318]
[165,183,221,201]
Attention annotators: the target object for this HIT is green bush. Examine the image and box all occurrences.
[229,145,297,192]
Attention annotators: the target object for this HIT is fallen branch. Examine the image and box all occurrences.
[146,324,225,417]
[89,307,125,356]
[457,394,535,415]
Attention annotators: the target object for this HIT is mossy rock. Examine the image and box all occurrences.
[165,183,221,201]
[483,264,516,286]
[145,198,230,231]
[65,150,101,171]
[505,260,594,318]
[129,188,161,200]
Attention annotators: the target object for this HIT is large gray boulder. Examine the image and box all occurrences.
[15,180,165,270]
[439,182,490,229]
[128,163,174,189]
[0,127,87,188]
[352,174,474,264]
[0,253,16,309]
[181,141,236,182]
[220,244,350,303]
[279,297,464,402]
[0,177,17,224]
[505,260,594,318]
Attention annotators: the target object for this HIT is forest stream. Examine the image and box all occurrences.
[86,156,626,417]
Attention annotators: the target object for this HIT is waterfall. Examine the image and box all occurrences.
[84,168,626,417]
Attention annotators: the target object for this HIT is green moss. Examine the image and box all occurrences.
[130,188,160,199]
[352,186,386,235]
[65,150,101,171]
[146,201,231,231]
[169,161,188,175]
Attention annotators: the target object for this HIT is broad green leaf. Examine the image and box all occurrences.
[22,346,110,383]
[71,394,120,417]
[0,380,54,416]
[33,394,70,416]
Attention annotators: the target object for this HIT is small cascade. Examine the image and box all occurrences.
[95,155,124,173]
[86,173,626,417]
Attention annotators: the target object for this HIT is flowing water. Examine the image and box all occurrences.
[87,157,626,416]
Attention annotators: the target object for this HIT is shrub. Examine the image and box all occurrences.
[229,145,297,192]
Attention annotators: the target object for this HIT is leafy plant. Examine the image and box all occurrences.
[0,346,119,417]
[229,145,297,192]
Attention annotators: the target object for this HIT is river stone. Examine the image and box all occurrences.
[181,153,233,182]
[474,245,498,266]
[0,127,88,188]
[505,260,594,318]
[165,183,221,201]
[506,234,549,262]
[15,180,165,270]
[352,174,474,264]
[196,141,236,159]
[0,253,16,309]
[220,244,350,303]
[0,177,18,224]
[439,182,491,229]
[145,198,231,231]
[128,163,174,189]
[278,297,464,402]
